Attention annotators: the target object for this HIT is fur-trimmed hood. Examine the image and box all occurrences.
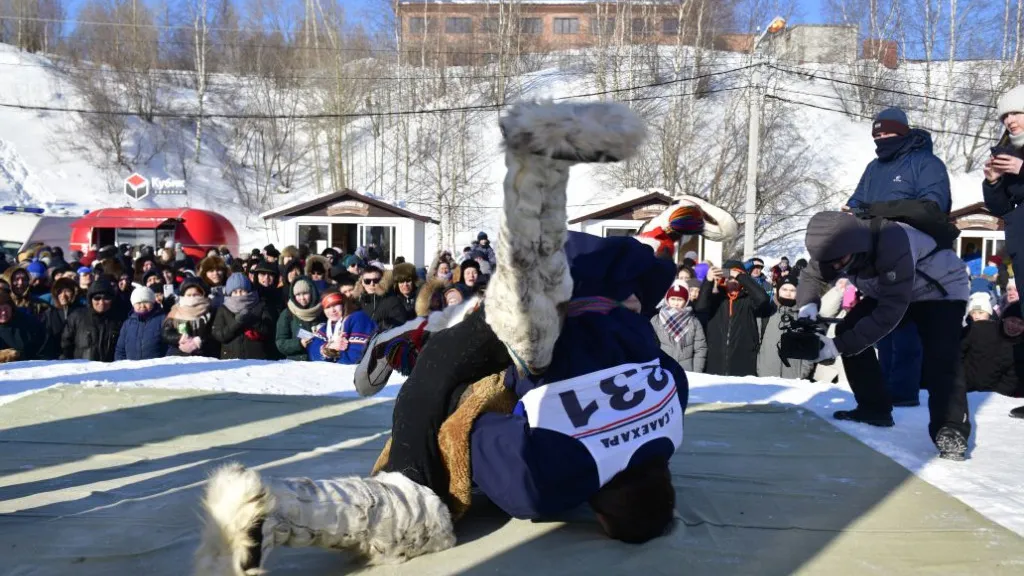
[305,254,330,277]
[415,278,448,317]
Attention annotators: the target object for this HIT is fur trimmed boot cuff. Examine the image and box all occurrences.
[499,101,646,163]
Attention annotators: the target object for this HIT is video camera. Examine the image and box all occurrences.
[778,313,841,362]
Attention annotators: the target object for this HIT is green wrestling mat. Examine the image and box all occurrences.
[0,387,1021,576]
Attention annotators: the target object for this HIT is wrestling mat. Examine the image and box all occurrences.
[1,386,1022,576]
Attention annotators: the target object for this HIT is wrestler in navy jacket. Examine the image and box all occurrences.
[469,231,689,519]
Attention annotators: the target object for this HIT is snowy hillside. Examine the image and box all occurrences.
[0,42,997,255]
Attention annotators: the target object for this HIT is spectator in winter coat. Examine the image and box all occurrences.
[252,259,284,321]
[651,282,706,372]
[472,231,497,269]
[695,260,771,377]
[61,278,122,362]
[309,288,376,365]
[281,259,304,302]
[847,107,951,213]
[78,266,94,294]
[746,258,773,299]
[390,262,420,322]
[305,255,331,293]
[275,277,325,361]
[0,290,46,363]
[198,255,229,308]
[961,299,1024,397]
[358,265,407,331]
[984,85,1024,297]
[212,273,277,360]
[163,278,219,357]
[40,278,81,359]
[770,257,790,286]
[757,275,814,380]
[795,211,969,460]
[115,286,168,361]
[6,267,48,319]
[458,259,484,294]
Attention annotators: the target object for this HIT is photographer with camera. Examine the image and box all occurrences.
[694,260,771,377]
[794,211,970,461]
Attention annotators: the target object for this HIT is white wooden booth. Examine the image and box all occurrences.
[260,189,438,267]
[567,191,726,265]
[951,202,1006,264]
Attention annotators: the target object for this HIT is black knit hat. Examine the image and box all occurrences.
[460,259,481,275]
[872,107,910,138]
[778,274,798,289]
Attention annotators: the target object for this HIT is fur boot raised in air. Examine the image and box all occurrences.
[194,463,456,575]
[486,101,647,375]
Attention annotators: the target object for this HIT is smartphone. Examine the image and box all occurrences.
[991,146,1017,157]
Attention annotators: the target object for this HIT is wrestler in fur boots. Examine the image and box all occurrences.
[194,464,455,575]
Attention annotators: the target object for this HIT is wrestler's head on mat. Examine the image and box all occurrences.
[591,458,675,543]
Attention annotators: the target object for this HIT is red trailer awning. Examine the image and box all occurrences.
[78,216,177,229]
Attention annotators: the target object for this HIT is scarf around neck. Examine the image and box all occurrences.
[169,295,210,321]
[288,298,323,323]
[224,292,258,315]
[659,306,692,343]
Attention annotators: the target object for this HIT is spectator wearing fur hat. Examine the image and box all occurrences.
[276,277,325,361]
[757,275,815,380]
[212,273,278,360]
[0,290,47,363]
[4,266,48,319]
[309,287,377,364]
[305,255,331,293]
[389,262,420,322]
[652,282,706,372]
[41,277,82,359]
[984,85,1024,298]
[163,277,219,357]
[61,278,122,361]
[115,286,168,361]
[458,259,484,294]
[198,254,229,308]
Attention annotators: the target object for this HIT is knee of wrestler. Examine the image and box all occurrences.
[589,458,675,544]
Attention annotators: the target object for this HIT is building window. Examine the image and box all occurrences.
[481,17,499,33]
[408,17,436,34]
[631,18,652,36]
[553,17,579,35]
[519,17,543,35]
[298,224,329,255]
[663,19,679,35]
[360,225,395,265]
[590,17,615,36]
[445,17,472,34]
[603,227,638,238]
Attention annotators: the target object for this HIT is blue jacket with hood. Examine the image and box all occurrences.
[468,232,689,520]
[847,129,952,212]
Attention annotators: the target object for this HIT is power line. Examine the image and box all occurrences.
[769,63,996,110]
[765,93,997,141]
[0,64,753,119]
[770,61,1003,95]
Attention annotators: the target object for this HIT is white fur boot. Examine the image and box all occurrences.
[194,464,456,575]
[486,101,646,374]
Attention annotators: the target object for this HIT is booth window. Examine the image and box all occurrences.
[116,228,157,247]
[361,225,395,264]
[298,224,329,255]
[603,227,638,238]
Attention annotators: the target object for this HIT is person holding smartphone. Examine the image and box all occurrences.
[982,85,1024,421]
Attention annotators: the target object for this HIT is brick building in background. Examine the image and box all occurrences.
[395,0,726,63]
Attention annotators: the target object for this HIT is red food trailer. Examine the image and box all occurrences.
[69,208,239,260]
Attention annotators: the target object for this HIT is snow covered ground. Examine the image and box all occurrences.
[1,356,1021,539]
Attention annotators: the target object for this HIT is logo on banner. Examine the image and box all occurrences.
[124,173,187,200]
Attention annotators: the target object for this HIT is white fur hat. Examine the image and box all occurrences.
[130,286,156,305]
[968,292,993,316]
[997,85,1024,119]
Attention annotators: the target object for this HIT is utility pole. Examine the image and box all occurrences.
[743,17,786,261]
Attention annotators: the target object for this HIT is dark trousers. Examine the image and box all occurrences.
[839,298,970,440]
[877,318,923,402]
[380,309,511,499]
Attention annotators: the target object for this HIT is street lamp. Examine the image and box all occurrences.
[743,16,786,261]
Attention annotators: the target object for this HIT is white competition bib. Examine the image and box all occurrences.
[519,359,683,486]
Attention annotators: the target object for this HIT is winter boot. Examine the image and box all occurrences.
[1010,405,1024,419]
[934,427,968,461]
[833,408,895,427]
[488,101,645,375]
[194,463,456,576]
